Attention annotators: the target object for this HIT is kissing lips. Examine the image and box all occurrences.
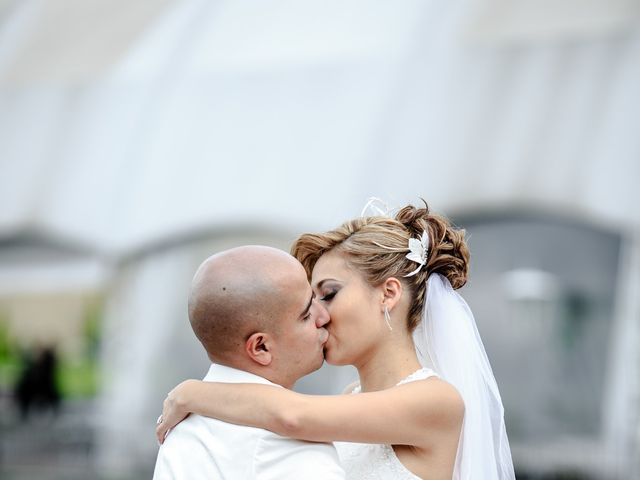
[319,327,329,345]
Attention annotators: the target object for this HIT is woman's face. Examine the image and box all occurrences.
[311,250,385,366]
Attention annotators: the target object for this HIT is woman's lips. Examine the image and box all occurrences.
[319,327,329,344]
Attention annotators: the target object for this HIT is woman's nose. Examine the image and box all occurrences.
[313,301,330,328]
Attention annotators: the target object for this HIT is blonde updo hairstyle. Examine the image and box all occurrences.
[291,202,470,332]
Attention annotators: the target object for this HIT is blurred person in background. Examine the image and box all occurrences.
[14,345,60,421]
[158,202,515,479]
[153,246,345,480]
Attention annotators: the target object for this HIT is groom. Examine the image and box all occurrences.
[152,246,344,479]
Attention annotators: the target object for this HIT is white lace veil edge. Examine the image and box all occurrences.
[412,273,516,480]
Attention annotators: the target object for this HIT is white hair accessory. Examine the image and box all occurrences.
[404,230,429,277]
[360,197,392,217]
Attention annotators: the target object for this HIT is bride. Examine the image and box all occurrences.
[156,202,515,479]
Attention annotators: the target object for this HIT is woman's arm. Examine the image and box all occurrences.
[156,377,463,449]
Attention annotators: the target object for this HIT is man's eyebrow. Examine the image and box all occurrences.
[299,292,314,318]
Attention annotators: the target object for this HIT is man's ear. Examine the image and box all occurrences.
[381,277,403,310]
[245,332,273,366]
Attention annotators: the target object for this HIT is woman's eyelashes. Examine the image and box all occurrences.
[320,290,337,302]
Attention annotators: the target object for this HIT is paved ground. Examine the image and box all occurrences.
[0,394,153,479]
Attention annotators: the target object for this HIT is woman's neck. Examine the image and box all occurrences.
[355,333,422,392]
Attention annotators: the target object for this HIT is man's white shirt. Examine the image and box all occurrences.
[153,364,345,480]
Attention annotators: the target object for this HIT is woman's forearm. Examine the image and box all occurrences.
[159,377,460,447]
[177,380,304,436]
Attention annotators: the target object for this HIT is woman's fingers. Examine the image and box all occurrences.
[156,397,171,444]
[156,412,167,444]
[156,422,170,444]
[156,393,189,444]
[155,414,164,444]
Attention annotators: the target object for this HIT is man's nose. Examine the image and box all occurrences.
[314,301,330,328]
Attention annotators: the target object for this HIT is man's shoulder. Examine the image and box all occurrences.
[254,433,344,479]
[155,415,344,479]
[154,414,264,479]
[161,410,290,450]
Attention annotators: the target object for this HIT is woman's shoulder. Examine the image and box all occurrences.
[396,375,465,428]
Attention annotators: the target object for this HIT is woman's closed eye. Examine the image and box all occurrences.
[320,291,337,302]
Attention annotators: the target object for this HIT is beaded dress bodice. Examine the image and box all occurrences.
[335,368,438,480]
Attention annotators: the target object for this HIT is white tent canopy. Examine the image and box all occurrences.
[1,0,639,257]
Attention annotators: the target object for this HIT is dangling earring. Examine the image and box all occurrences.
[383,305,393,331]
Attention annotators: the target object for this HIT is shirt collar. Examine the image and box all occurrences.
[203,363,282,388]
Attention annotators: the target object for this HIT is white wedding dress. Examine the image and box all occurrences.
[335,368,437,480]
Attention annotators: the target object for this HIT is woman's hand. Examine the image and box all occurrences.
[155,379,199,444]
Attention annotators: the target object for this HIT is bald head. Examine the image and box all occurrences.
[189,246,307,362]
